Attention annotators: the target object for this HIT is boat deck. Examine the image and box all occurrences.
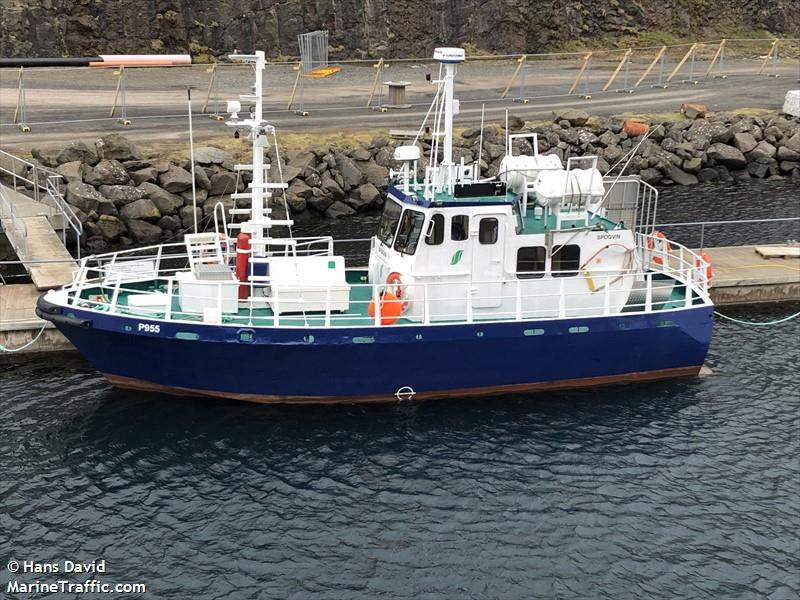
[74,269,697,329]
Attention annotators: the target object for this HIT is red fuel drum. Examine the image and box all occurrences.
[235,233,252,300]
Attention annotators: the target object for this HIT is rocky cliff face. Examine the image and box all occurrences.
[1,0,797,59]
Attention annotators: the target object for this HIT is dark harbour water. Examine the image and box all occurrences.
[1,178,799,599]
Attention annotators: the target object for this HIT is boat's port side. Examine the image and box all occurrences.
[47,228,711,330]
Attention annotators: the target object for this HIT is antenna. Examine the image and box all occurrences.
[187,88,198,233]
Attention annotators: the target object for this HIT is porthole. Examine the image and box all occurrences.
[175,332,200,340]
[353,336,375,344]
[523,328,545,336]
[303,334,315,343]
[238,329,255,343]
[568,326,589,334]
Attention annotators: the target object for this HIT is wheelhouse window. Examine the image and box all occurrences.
[451,215,469,241]
[425,213,445,246]
[479,218,499,244]
[552,245,581,277]
[394,209,425,255]
[377,200,402,247]
[516,247,546,279]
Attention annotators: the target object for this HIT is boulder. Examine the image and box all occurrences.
[286,194,307,214]
[208,172,240,196]
[202,195,234,215]
[157,215,181,231]
[96,134,141,161]
[56,161,84,183]
[99,184,148,205]
[334,154,364,190]
[686,119,731,144]
[362,162,389,187]
[552,109,589,127]
[697,167,719,183]
[96,215,127,241]
[320,173,344,199]
[84,236,108,254]
[193,164,211,190]
[120,159,151,171]
[356,183,381,207]
[287,150,317,170]
[120,198,161,222]
[706,143,747,169]
[179,205,202,229]
[130,167,158,186]
[193,146,233,165]
[31,148,58,168]
[682,157,702,174]
[665,165,699,185]
[158,164,194,193]
[84,159,130,186]
[777,145,800,162]
[504,115,525,130]
[746,140,777,162]
[733,132,757,154]
[287,179,314,199]
[351,146,371,161]
[325,200,356,219]
[138,182,185,214]
[783,132,800,155]
[271,164,302,183]
[66,182,105,213]
[56,141,99,166]
[307,195,335,214]
[126,219,162,244]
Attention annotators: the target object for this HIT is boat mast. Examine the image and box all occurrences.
[432,47,465,196]
[226,50,288,257]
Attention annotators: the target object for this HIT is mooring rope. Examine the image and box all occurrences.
[714,311,800,326]
[0,323,47,353]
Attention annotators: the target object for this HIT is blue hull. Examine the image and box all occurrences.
[39,297,714,403]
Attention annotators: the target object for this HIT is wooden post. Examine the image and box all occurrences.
[501,54,526,99]
[602,48,632,91]
[110,65,124,117]
[366,58,384,108]
[287,61,302,110]
[635,46,666,88]
[12,67,23,124]
[704,39,726,77]
[202,63,217,113]
[667,43,697,83]
[567,52,592,96]
[758,39,779,75]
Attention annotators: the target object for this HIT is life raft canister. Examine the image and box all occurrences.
[385,271,410,312]
[647,230,672,266]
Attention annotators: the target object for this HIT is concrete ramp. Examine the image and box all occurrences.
[0,183,76,290]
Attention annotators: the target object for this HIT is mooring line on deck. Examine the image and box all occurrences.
[714,311,800,326]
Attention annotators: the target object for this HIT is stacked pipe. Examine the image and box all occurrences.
[0,55,191,68]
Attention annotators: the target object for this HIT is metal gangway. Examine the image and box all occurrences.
[0,150,81,289]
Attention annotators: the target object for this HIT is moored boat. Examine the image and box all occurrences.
[37,48,714,404]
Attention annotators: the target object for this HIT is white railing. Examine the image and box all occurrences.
[60,231,711,328]
[0,184,28,257]
[0,149,82,257]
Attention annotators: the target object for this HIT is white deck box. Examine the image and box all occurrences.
[266,256,350,314]
[176,270,239,314]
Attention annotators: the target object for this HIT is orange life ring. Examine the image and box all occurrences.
[368,290,403,325]
[385,271,409,312]
[647,230,672,266]
[696,250,713,284]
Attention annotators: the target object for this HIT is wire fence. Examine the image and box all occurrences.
[0,38,798,132]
